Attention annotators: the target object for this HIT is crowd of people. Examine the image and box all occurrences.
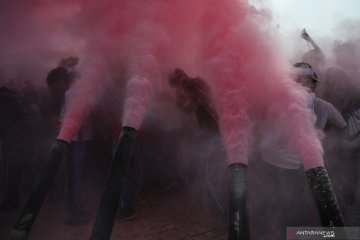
[0,28,360,237]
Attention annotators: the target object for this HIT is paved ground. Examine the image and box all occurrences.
[0,184,228,240]
[2,154,359,240]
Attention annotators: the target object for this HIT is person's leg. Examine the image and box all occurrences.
[1,132,32,211]
[2,150,21,210]
[249,159,284,240]
[204,136,227,215]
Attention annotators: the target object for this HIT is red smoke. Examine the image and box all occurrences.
[4,0,322,169]
[0,0,83,83]
[196,0,323,169]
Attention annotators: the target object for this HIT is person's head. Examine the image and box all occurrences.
[59,56,79,72]
[46,67,71,94]
[293,62,319,92]
[168,68,188,88]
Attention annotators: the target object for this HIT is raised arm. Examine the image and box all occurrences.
[301,29,326,71]
[301,29,322,52]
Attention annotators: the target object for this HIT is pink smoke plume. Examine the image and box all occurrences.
[58,51,111,142]
[0,0,84,83]
[55,0,323,170]
[197,0,323,169]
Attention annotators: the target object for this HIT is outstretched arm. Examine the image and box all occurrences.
[301,29,322,52]
[301,29,326,69]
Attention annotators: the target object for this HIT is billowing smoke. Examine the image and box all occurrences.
[289,15,360,231]
[0,0,84,86]
[282,18,360,113]
[196,0,323,169]
[319,26,360,112]
[3,0,356,237]
[0,0,325,168]
[58,52,112,142]
[1,6,322,234]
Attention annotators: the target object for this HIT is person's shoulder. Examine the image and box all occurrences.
[314,96,342,115]
[314,96,328,104]
[186,77,209,90]
[314,96,334,108]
